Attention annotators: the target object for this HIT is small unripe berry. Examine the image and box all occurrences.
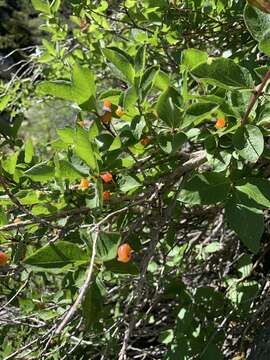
[101,172,113,183]
[117,243,132,263]
[115,106,124,117]
[215,118,225,129]
[103,191,110,200]
[0,252,8,266]
[78,178,91,190]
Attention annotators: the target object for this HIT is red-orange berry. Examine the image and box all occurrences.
[78,178,91,190]
[117,243,132,263]
[115,106,124,117]
[103,191,110,201]
[100,111,112,124]
[140,136,151,146]
[103,100,112,109]
[0,252,8,266]
[101,172,113,183]
[215,118,225,129]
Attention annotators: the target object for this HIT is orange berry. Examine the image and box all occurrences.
[215,118,225,129]
[103,100,112,109]
[0,252,8,266]
[103,191,110,201]
[101,172,113,183]
[117,243,132,263]
[100,111,112,124]
[140,136,151,146]
[115,106,124,117]
[78,178,91,190]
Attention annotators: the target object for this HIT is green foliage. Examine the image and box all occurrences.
[24,240,88,270]
[1,0,270,358]
[37,63,96,106]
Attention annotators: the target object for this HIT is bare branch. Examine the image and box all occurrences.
[242,67,270,125]
[55,230,99,334]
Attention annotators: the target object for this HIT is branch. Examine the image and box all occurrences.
[242,66,270,125]
[0,207,91,232]
[165,150,206,184]
[55,230,99,335]
[118,228,160,360]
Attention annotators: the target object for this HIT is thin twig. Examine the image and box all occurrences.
[118,228,160,360]
[0,206,91,232]
[242,67,270,124]
[55,230,99,334]
[0,276,30,311]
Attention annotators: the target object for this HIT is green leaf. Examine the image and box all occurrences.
[82,279,103,327]
[103,47,135,84]
[158,132,187,154]
[135,45,146,75]
[31,0,50,13]
[85,179,103,209]
[236,178,270,208]
[230,90,256,118]
[109,136,122,151]
[0,95,11,112]
[123,86,138,112]
[88,121,100,141]
[130,116,146,140]
[225,198,264,253]
[244,4,270,41]
[24,139,34,163]
[191,58,253,89]
[37,64,95,105]
[237,254,252,278]
[206,151,232,172]
[153,70,170,91]
[182,102,219,128]
[178,172,230,205]
[57,160,85,181]
[140,65,159,97]
[25,162,55,182]
[120,175,142,193]
[23,241,88,269]
[159,330,174,345]
[259,30,270,56]
[74,128,98,171]
[105,259,139,275]
[57,127,75,144]
[233,125,264,163]
[182,48,208,70]
[96,232,121,262]
[0,208,8,226]
[156,87,182,128]
[16,190,41,205]
[2,152,18,175]
[50,0,61,13]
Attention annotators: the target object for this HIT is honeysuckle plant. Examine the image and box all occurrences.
[1,0,270,358]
